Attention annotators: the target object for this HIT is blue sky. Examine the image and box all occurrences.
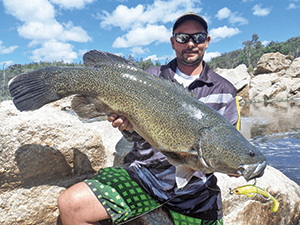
[1,0,300,68]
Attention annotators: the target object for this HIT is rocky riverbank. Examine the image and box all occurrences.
[215,52,300,103]
[1,98,300,224]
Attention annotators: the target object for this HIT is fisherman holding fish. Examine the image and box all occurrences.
[57,12,241,225]
[9,11,266,225]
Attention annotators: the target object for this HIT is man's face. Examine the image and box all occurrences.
[171,20,210,67]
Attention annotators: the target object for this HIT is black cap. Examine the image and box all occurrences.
[173,12,208,34]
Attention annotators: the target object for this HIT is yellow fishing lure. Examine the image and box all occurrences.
[230,181,279,212]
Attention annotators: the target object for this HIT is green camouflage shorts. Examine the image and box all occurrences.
[85,167,223,225]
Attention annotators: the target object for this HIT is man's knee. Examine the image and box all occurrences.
[57,181,110,223]
[58,182,89,214]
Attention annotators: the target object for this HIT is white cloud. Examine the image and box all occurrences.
[287,0,300,9]
[29,39,77,63]
[78,49,88,58]
[100,0,205,50]
[99,0,203,31]
[3,0,92,62]
[216,7,248,26]
[145,54,174,62]
[18,21,63,40]
[209,26,241,42]
[216,7,231,20]
[3,0,55,22]
[18,20,91,43]
[112,52,125,58]
[130,47,150,55]
[287,2,300,9]
[112,24,171,48]
[252,4,272,17]
[0,60,14,67]
[228,14,248,25]
[49,0,94,9]
[204,51,221,62]
[61,21,92,42]
[0,41,18,54]
[287,3,297,9]
[262,40,271,46]
[145,54,159,61]
[100,4,145,31]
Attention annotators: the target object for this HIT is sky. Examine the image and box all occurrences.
[1,0,300,68]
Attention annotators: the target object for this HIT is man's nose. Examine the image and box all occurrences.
[187,38,195,47]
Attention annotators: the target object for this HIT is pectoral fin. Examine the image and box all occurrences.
[71,95,109,122]
[175,165,195,189]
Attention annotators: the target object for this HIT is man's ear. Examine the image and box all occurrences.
[205,36,211,50]
[170,37,176,50]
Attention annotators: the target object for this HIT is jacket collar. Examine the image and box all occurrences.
[161,58,215,84]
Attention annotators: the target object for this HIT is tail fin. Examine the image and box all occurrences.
[9,68,61,111]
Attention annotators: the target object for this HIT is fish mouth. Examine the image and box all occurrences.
[238,161,267,181]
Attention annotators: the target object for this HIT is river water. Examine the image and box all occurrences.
[239,101,300,185]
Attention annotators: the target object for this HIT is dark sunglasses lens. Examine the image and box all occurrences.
[174,33,207,44]
[193,33,207,43]
[175,33,190,43]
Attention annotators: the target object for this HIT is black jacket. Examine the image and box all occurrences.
[123,58,240,220]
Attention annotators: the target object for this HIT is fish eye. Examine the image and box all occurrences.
[249,150,255,157]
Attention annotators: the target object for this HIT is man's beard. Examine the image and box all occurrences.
[179,50,204,66]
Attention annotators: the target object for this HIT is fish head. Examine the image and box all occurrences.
[199,124,266,181]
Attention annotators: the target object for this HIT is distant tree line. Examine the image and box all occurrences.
[1,34,300,101]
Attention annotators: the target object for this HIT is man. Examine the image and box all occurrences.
[58,12,240,225]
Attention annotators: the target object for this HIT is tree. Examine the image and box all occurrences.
[242,33,264,68]
[138,59,155,70]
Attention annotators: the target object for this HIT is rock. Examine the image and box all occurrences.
[290,78,300,95]
[217,166,300,225]
[211,52,300,102]
[0,99,123,224]
[249,75,299,102]
[237,85,250,101]
[271,78,296,100]
[286,57,300,78]
[250,73,280,89]
[248,70,300,102]
[248,73,279,101]
[263,80,287,100]
[255,52,294,75]
[215,64,251,93]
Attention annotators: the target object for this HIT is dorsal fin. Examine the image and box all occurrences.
[83,50,143,72]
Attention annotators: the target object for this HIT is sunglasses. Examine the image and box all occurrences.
[173,32,207,44]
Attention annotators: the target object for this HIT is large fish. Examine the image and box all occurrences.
[9,50,266,188]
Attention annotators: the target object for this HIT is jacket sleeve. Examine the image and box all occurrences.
[145,66,161,77]
[121,130,145,142]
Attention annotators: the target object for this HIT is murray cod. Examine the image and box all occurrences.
[9,50,266,188]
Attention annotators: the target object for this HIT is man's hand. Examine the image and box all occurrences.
[108,113,133,131]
